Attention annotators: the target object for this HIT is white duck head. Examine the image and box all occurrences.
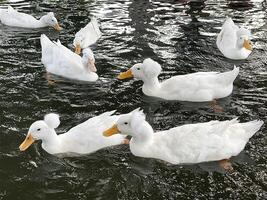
[40,12,62,31]
[19,113,60,151]
[236,28,252,51]
[82,48,97,72]
[103,109,153,140]
[118,58,162,82]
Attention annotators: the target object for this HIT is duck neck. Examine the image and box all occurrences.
[142,77,160,94]
[130,122,154,157]
[131,122,154,144]
[41,129,61,154]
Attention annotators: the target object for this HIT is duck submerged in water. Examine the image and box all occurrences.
[19,111,128,156]
[73,18,102,55]
[103,109,263,170]
[0,6,62,31]
[217,17,252,60]
[118,58,239,102]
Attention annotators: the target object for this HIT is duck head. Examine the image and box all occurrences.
[236,28,252,51]
[118,58,162,81]
[82,48,97,72]
[19,113,60,151]
[41,12,62,31]
[103,109,147,138]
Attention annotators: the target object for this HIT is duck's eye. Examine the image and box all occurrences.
[124,122,128,125]
[137,67,140,70]
[37,128,41,131]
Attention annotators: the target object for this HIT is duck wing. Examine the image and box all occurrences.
[159,67,238,101]
[217,17,239,49]
[59,111,125,154]
[151,119,262,164]
[41,34,84,75]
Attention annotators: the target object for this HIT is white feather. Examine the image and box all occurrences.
[129,59,239,102]
[117,111,264,165]
[44,113,60,129]
[40,34,98,82]
[142,58,162,78]
[23,111,126,156]
[0,6,60,29]
[73,18,102,49]
[216,17,252,60]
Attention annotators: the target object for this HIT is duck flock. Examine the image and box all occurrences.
[0,5,263,171]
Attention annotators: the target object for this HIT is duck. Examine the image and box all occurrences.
[19,111,128,156]
[118,58,239,102]
[0,6,62,31]
[103,109,263,170]
[41,34,98,82]
[73,18,102,54]
[216,17,252,60]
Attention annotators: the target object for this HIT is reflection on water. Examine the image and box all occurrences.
[227,0,254,10]
[0,0,266,199]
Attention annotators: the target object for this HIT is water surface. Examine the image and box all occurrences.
[0,0,266,199]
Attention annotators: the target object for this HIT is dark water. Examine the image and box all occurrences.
[0,0,266,199]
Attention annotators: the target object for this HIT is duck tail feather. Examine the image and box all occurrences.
[241,120,264,139]
[217,65,239,85]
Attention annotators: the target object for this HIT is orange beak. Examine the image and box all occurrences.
[118,69,133,80]
[75,44,81,55]
[53,23,62,31]
[19,134,35,151]
[243,39,252,51]
[88,58,97,72]
[103,124,119,137]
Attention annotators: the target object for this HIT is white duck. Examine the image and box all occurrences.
[216,17,252,60]
[73,18,102,54]
[19,111,128,156]
[118,58,239,102]
[41,34,98,82]
[0,6,62,30]
[103,109,263,169]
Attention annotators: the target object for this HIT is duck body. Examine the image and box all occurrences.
[130,119,262,164]
[216,17,252,60]
[119,58,239,102]
[41,34,98,82]
[73,18,102,54]
[104,110,263,165]
[142,69,239,102]
[0,6,61,30]
[20,111,126,156]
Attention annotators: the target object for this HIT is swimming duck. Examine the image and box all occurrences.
[118,58,239,102]
[216,17,252,60]
[103,109,263,169]
[41,34,98,82]
[0,6,62,31]
[73,18,102,54]
[19,111,128,156]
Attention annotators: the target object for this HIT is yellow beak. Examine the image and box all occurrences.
[53,23,62,31]
[19,134,35,151]
[118,69,133,80]
[103,124,120,137]
[243,39,252,51]
[75,44,81,55]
